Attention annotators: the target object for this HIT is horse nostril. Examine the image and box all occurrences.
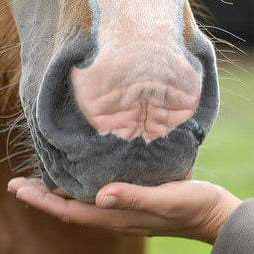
[179,119,206,146]
[75,56,96,69]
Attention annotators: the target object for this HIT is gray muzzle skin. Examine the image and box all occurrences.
[27,29,219,203]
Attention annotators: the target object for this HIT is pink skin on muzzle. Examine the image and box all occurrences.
[71,0,202,143]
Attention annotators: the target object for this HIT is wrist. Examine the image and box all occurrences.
[200,187,242,244]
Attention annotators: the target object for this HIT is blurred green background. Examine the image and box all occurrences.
[146,63,254,254]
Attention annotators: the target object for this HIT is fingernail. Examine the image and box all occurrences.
[100,195,117,209]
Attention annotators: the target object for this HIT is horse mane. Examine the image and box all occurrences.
[0,0,20,113]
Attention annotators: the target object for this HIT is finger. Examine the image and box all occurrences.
[95,180,216,214]
[15,185,86,223]
[26,178,68,197]
[95,182,163,211]
[8,177,69,198]
[15,184,162,230]
[52,188,70,198]
[8,177,44,193]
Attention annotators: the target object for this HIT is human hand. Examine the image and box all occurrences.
[7,177,241,244]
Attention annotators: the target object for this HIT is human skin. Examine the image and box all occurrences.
[7,178,241,244]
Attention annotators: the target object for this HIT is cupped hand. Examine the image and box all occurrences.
[7,177,241,244]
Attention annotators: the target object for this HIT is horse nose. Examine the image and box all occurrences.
[71,48,202,143]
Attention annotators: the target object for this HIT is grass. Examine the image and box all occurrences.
[146,65,254,254]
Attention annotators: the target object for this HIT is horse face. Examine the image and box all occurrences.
[11,0,219,202]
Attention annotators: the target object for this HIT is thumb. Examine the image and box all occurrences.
[95,182,165,211]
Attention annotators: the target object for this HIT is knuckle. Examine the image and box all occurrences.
[59,212,71,223]
[111,226,150,237]
[58,208,70,223]
[126,192,140,210]
[59,210,71,223]
[58,202,71,223]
